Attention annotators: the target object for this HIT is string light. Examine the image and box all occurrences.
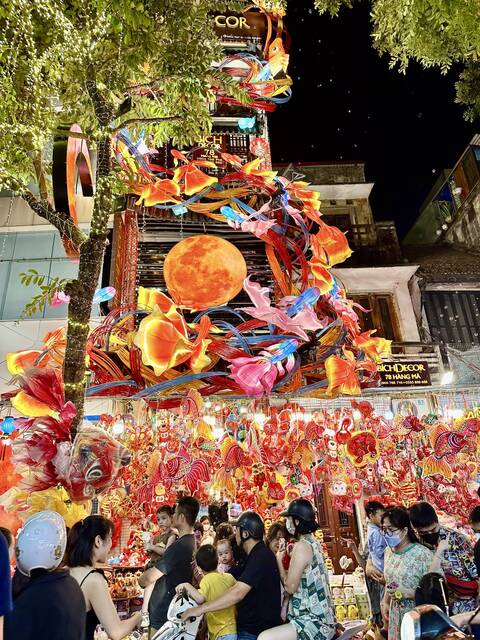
[67,319,90,330]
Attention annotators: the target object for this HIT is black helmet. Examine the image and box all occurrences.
[281,499,318,525]
[231,511,264,540]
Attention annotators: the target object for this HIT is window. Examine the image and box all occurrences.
[0,231,90,320]
[322,214,352,233]
[423,290,480,346]
[351,294,400,341]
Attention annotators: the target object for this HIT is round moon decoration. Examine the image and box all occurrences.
[163,235,247,310]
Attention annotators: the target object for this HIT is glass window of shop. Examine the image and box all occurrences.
[0,231,100,321]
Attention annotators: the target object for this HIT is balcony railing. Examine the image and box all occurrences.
[345,222,403,264]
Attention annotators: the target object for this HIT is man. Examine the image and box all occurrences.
[139,496,199,638]
[181,510,281,640]
[364,500,387,584]
[409,501,478,614]
[4,511,85,640]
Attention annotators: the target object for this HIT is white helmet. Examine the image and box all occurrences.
[16,510,67,576]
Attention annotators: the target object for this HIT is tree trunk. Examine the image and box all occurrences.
[63,133,112,437]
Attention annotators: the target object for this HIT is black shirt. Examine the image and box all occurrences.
[149,533,195,629]
[4,569,86,640]
[237,541,282,636]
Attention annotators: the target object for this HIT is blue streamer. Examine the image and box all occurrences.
[193,306,246,324]
[131,372,228,398]
[86,380,140,396]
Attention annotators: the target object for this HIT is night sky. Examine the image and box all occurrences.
[269,0,478,238]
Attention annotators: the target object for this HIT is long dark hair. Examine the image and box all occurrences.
[65,516,114,567]
[382,506,418,543]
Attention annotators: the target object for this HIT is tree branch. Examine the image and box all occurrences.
[0,166,87,249]
[21,190,87,248]
[112,115,181,133]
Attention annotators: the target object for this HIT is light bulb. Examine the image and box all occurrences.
[441,371,454,386]
[112,420,125,435]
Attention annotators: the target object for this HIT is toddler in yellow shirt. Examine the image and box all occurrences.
[176,544,237,640]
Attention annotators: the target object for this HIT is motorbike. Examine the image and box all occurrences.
[151,590,204,640]
[401,605,478,640]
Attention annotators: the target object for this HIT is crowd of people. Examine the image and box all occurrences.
[2,496,480,640]
[350,500,480,640]
[0,496,336,640]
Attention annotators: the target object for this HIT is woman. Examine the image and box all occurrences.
[258,499,335,640]
[266,522,287,555]
[66,516,141,640]
[381,506,442,640]
[199,516,215,546]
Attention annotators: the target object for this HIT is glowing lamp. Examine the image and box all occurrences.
[0,417,17,435]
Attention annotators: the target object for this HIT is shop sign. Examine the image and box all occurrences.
[213,12,267,38]
[192,133,250,170]
[378,361,431,387]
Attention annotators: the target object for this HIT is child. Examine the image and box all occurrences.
[145,505,177,562]
[176,544,237,640]
[216,538,234,574]
[141,505,177,627]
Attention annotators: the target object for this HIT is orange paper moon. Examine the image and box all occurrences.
[163,235,247,309]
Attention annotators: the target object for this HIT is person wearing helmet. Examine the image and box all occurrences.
[4,511,86,640]
[256,499,335,640]
[181,510,282,639]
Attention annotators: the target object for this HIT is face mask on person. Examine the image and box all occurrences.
[384,532,403,548]
[420,530,440,547]
[286,517,296,536]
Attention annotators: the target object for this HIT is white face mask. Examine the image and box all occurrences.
[286,517,296,536]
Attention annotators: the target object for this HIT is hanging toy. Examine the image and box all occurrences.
[335,416,354,445]
[345,430,379,468]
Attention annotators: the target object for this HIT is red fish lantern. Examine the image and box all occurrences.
[66,424,131,502]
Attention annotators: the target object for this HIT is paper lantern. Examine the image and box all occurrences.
[163,235,247,309]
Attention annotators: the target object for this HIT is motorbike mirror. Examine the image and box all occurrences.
[401,605,467,640]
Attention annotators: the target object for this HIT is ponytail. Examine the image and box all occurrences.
[65,515,113,567]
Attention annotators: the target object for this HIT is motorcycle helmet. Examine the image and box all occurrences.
[281,499,319,534]
[231,510,265,540]
[16,510,67,577]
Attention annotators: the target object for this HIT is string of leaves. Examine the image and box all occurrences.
[19,268,69,318]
